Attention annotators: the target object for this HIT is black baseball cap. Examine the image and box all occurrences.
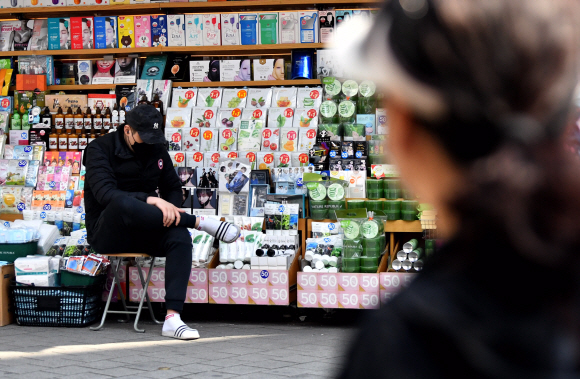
[123,104,165,144]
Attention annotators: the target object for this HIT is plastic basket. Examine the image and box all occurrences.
[11,280,104,327]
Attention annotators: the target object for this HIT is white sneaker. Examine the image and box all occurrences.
[162,325,200,340]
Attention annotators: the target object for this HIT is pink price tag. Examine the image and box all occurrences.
[338,291,360,309]
[318,289,339,308]
[209,269,228,285]
[298,290,319,308]
[229,284,249,305]
[318,273,338,291]
[269,287,290,305]
[248,269,269,286]
[269,271,289,287]
[379,290,395,306]
[209,283,229,304]
[359,274,380,293]
[248,285,270,305]
[188,268,208,287]
[186,287,208,303]
[358,292,380,309]
[128,267,165,288]
[129,286,166,303]
[379,273,415,291]
[228,270,249,286]
[338,273,359,292]
[297,272,318,290]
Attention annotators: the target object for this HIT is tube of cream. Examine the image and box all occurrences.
[199,235,214,263]
[236,237,245,262]
[228,238,237,262]
[242,217,251,231]
[191,230,203,263]
[194,233,208,263]
[219,240,229,263]
[233,216,244,230]
[250,217,264,231]
[244,231,255,262]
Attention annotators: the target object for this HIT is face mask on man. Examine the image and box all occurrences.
[128,129,156,157]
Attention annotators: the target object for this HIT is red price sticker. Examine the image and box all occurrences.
[263,154,274,164]
[203,130,213,140]
[284,108,294,118]
[228,152,238,158]
[306,129,316,139]
[185,90,195,100]
[1,98,9,108]
[280,154,290,164]
[222,129,232,139]
[287,131,297,141]
[172,133,181,143]
[193,152,203,162]
[299,153,308,164]
[210,90,220,99]
[190,128,200,137]
[307,109,317,119]
[204,110,214,120]
[253,110,263,118]
[310,90,320,99]
[350,177,356,184]
[211,153,220,163]
[237,90,247,99]
[231,108,241,118]
[262,129,272,138]
[175,153,185,163]
[246,152,256,162]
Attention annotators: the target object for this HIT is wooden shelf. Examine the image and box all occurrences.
[0,0,379,18]
[173,79,320,87]
[1,43,322,58]
[383,220,422,233]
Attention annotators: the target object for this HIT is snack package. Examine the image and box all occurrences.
[267,107,294,128]
[237,128,261,152]
[217,108,243,129]
[191,106,218,129]
[279,128,298,152]
[196,88,222,107]
[182,127,201,151]
[296,87,323,109]
[293,108,319,128]
[222,88,248,108]
[260,127,279,152]
[218,127,238,152]
[298,127,318,151]
[246,88,272,109]
[272,87,298,108]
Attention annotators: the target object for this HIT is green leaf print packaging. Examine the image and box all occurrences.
[241,108,267,129]
[293,108,319,128]
[320,100,339,123]
[338,100,357,124]
[196,88,223,107]
[268,107,294,128]
[343,123,365,141]
[237,127,262,151]
[296,87,323,109]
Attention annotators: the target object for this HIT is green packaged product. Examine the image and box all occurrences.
[338,100,357,125]
[364,200,383,212]
[347,199,366,209]
[343,239,363,258]
[318,123,341,140]
[361,218,384,239]
[320,100,339,123]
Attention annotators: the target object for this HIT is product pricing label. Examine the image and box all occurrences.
[359,292,380,309]
[319,291,338,308]
[209,269,228,284]
[359,274,379,292]
[249,286,270,305]
[298,290,319,308]
[338,291,360,309]
[249,269,269,286]
[269,271,288,287]
[186,287,208,303]
[228,270,249,285]
[209,283,229,304]
[269,287,289,305]
[229,284,249,304]
[297,272,318,290]
[318,273,338,291]
[188,268,208,287]
[338,273,359,291]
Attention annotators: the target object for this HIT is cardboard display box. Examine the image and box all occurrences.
[0,264,14,326]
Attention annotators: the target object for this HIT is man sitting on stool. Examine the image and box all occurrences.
[83,104,240,340]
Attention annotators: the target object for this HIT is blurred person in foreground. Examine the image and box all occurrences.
[337,0,580,377]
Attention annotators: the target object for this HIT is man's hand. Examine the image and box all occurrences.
[147,197,184,227]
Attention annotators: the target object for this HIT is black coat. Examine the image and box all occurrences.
[83,130,182,244]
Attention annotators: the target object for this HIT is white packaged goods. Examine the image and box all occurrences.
[171,88,198,108]
[279,12,299,44]
[165,108,192,129]
[272,87,297,108]
[202,14,221,46]
[221,14,240,46]
[185,14,203,47]
[196,88,223,107]
[192,107,218,128]
[221,88,248,108]
[296,87,323,109]
[246,88,273,109]
[268,107,294,128]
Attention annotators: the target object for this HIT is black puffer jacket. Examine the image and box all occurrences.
[83,130,182,244]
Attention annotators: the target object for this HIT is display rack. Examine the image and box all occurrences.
[0,0,378,19]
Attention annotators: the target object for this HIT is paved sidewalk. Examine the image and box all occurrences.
[0,308,360,379]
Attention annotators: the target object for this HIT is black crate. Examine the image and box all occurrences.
[11,280,104,327]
